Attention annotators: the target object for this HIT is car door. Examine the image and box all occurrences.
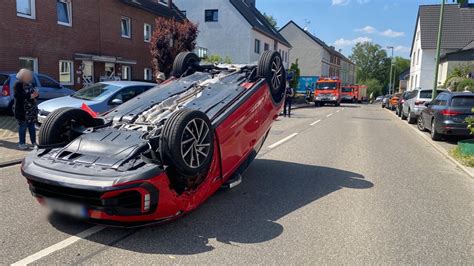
[426,94,445,126]
[37,75,66,101]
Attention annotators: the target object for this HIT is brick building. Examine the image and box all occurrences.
[0,0,184,89]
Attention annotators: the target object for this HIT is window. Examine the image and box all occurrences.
[122,65,131,80]
[205,9,218,22]
[451,96,474,107]
[19,57,38,73]
[254,39,261,54]
[38,75,60,88]
[16,0,35,19]
[110,87,143,104]
[59,60,73,85]
[105,63,115,77]
[57,0,72,26]
[121,17,131,38]
[195,47,208,59]
[144,23,152,42]
[416,49,420,65]
[264,43,269,51]
[412,52,416,66]
[144,68,152,81]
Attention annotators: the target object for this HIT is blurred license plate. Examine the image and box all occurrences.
[44,198,88,218]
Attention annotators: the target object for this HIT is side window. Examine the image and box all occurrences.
[438,94,448,106]
[110,86,144,104]
[38,75,59,88]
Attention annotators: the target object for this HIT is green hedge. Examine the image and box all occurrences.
[456,79,474,92]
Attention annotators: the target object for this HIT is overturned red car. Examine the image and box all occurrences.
[21,51,286,226]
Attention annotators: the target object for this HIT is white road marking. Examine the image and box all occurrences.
[268,133,298,149]
[326,113,333,117]
[310,119,321,126]
[12,225,105,266]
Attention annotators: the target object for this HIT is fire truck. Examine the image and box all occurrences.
[353,85,368,103]
[314,77,342,106]
[341,85,355,103]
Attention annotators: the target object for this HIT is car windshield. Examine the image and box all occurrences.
[451,96,474,107]
[419,90,444,99]
[316,82,337,90]
[72,83,120,100]
[342,87,352,92]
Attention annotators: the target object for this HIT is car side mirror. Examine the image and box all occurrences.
[110,98,123,105]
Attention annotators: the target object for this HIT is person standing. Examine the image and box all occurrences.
[283,83,295,118]
[14,69,39,150]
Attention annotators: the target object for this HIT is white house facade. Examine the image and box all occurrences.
[279,21,356,86]
[174,0,291,67]
[409,4,474,91]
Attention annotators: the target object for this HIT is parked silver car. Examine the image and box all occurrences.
[401,88,445,124]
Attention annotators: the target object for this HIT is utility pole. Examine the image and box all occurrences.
[432,0,445,100]
[387,46,394,94]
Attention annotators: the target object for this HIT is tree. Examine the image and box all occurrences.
[263,12,278,29]
[150,17,198,80]
[349,42,391,87]
[202,54,233,64]
[360,78,383,97]
[444,64,473,90]
[392,57,410,89]
[289,59,300,89]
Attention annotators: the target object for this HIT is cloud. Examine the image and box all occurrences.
[394,45,410,53]
[332,0,350,5]
[334,37,372,47]
[356,26,376,34]
[354,26,405,38]
[380,29,405,38]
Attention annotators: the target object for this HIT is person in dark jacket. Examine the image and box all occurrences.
[14,69,39,150]
[283,83,294,118]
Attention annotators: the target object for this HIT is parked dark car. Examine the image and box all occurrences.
[0,72,75,114]
[396,91,412,117]
[417,92,474,140]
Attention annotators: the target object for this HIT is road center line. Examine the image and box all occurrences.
[326,113,333,117]
[268,133,298,149]
[12,225,105,266]
[310,119,321,126]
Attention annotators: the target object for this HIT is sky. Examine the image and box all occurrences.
[256,0,453,59]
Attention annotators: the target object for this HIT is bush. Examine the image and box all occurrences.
[360,78,383,97]
[456,79,474,92]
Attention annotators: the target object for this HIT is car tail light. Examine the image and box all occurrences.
[441,109,461,116]
[415,100,425,105]
[1,84,10,96]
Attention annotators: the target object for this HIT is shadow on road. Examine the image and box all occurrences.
[50,159,373,256]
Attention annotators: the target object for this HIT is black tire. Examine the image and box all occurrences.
[407,110,416,124]
[38,107,96,146]
[161,109,214,177]
[431,119,442,141]
[257,50,286,104]
[417,116,426,131]
[171,52,200,78]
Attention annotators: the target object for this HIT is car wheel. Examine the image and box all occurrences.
[431,119,442,141]
[407,110,416,124]
[401,109,407,120]
[38,107,98,146]
[171,52,200,78]
[417,115,426,131]
[257,50,286,104]
[161,109,214,177]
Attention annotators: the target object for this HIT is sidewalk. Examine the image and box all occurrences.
[0,114,31,166]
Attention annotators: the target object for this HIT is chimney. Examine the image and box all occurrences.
[168,0,172,8]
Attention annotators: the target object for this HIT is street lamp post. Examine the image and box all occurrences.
[432,0,446,100]
[387,46,394,94]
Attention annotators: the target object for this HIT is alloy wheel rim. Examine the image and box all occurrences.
[180,118,211,168]
[271,56,283,91]
[417,116,423,130]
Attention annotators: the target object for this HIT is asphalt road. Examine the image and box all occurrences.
[1,104,472,264]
